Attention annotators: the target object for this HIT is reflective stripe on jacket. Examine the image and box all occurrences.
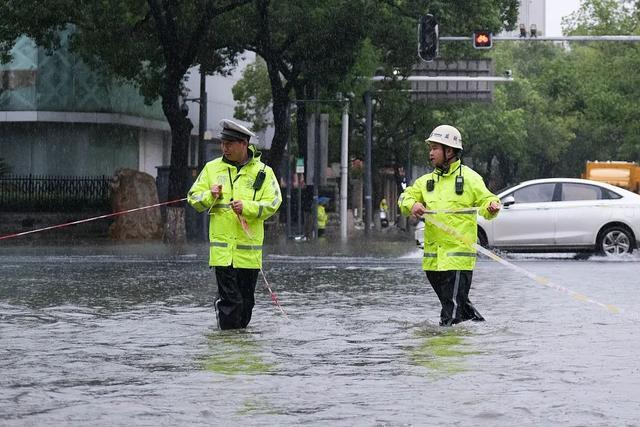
[187,146,281,268]
[398,160,499,271]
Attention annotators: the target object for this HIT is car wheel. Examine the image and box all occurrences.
[477,228,488,248]
[597,225,634,256]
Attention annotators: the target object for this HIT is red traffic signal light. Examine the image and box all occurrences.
[473,31,493,49]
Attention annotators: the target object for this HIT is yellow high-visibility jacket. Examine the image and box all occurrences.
[317,205,327,229]
[187,146,281,268]
[398,159,499,271]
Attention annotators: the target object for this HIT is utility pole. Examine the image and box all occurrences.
[363,91,373,235]
[312,89,321,240]
[340,99,349,241]
[285,106,292,239]
[197,70,207,241]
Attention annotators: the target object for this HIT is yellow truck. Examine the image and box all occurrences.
[582,161,640,193]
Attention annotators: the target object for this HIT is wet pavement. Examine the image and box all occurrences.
[1,238,640,425]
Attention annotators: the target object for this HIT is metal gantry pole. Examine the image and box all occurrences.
[441,35,640,42]
[198,69,208,241]
[313,97,321,240]
[340,101,349,241]
[364,91,373,235]
[297,173,303,236]
[285,107,292,239]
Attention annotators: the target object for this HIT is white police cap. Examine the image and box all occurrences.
[219,119,255,142]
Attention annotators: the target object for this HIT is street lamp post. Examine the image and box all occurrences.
[363,91,373,236]
[339,98,349,241]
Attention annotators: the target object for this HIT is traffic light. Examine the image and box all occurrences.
[418,14,439,62]
[473,31,493,49]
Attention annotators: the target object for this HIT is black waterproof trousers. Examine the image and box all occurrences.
[214,266,259,330]
[425,270,485,326]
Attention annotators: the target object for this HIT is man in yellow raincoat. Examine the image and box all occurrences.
[187,119,281,329]
[398,124,501,326]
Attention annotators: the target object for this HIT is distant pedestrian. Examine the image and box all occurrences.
[379,198,389,228]
[398,124,501,326]
[317,196,329,237]
[187,119,282,330]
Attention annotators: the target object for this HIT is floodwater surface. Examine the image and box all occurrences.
[1,241,640,425]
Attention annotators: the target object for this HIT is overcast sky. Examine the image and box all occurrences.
[545,0,582,36]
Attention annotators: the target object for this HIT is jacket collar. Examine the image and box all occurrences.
[222,144,261,167]
[435,159,461,177]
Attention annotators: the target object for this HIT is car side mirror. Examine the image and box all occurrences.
[502,195,515,207]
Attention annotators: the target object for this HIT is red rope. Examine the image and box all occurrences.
[0,198,187,241]
[236,213,288,319]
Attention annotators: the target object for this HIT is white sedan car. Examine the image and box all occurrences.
[415,178,640,256]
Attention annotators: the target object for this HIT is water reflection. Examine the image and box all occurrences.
[1,239,640,424]
[202,331,272,375]
[410,327,480,375]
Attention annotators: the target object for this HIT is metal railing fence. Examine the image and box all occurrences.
[0,175,112,212]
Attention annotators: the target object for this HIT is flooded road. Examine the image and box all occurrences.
[1,240,640,425]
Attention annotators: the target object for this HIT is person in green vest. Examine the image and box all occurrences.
[187,119,282,330]
[398,124,501,326]
[379,198,389,228]
[317,196,329,237]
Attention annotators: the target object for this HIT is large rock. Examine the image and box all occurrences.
[109,169,163,240]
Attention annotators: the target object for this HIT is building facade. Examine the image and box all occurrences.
[503,0,546,37]
[0,35,171,178]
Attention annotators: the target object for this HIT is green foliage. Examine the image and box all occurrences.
[225,0,519,176]
[360,0,639,190]
[17,0,635,195]
[0,0,247,199]
[1,1,242,103]
[563,0,638,35]
[232,58,272,132]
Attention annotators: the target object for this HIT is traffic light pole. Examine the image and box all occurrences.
[442,35,640,42]
[371,76,514,82]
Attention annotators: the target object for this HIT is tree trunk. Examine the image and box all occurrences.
[262,60,291,179]
[161,78,193,242]
[162,87,194,201]
[266,90,290,178]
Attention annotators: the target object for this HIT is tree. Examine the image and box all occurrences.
[232,57,273,133]
[0,0,248,203]
[563,0,640,165]
[220,0,371,177]
[225,0,519,180]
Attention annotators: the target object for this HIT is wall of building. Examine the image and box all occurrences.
[503,0,546,36]
[1,122,139,176]
[138,129,170,177]
[0,35,166,120]
[0,34,170,178]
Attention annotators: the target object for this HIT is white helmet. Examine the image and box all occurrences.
[426,124,463,150]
